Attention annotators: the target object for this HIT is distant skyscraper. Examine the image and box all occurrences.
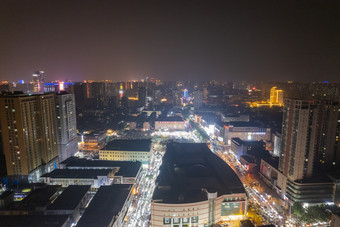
[55,93,78,162]
[119,83,124,98]
[138,87,147,107]
[193,89,203,109]
[0,93,58,182]
[203,86,208,102]
[120,96,128,111]
[183,89,188,98]
[32,70,45,93]
[279,99,340,181]
[269,87,283,106]
[153,89,162,105]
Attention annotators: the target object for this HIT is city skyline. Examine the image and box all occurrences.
[1,0,340,226]
[1,0,339,82]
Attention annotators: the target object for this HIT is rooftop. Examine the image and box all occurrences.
[0,215,70,227]
[116,164,141,177]
[18,185,61,210]
[240,155,256,163]
[0,92,54,98]
[225,121,264,128]
[60,157,142,177]
[76,184,131,227]
[41,169,112,179]
[231,138,266,146]
[47,185,91,210]
[262,156,279,169]
[101,139,151,152]
[156,115,184,122]
[239,220,255,227]
[0,191,14,200]
[153,142,245,204]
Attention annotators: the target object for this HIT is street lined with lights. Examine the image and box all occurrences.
[124,138,165,227]
[124,123,293,227]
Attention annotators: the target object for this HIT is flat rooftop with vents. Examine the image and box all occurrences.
[76,184,132,227]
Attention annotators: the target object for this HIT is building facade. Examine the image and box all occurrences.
[278,99,340,203]
[99,139,152,165]
[152,143,247,227]
[99,149,151,164]
[32,70,45,94]
[224,123,271,145]
[272,131,281,157]
[152,193,247,227]
[193,89,203,109]
[0,93,58,182]
[279,99,340,181]
[269,87,283,106]
[155,117,186,131]
[55,93,78,162]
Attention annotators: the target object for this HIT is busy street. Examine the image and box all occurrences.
[124,138,166,227]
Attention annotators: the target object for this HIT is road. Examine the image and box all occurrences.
[123,122,292,226]
[124,138,166,227]
[190,119,292,226]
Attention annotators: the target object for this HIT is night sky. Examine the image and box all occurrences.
[0,0,339,82]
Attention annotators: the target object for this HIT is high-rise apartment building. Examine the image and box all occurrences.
[0,93,58,182]
[315,101,340,171]
[193,89,203,109]
[138,87,147,107]
[55,93,78,162]
[32,70,45,93]
[279,99,340,181]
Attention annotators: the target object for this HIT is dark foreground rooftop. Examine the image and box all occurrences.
[0,215,70,227]
[41,169,112,179]
[225,121,264,128]
[76,184,131,227]
[156,115,184,122]
[60,157,142,177]
[47,185,91,211]
[101,139,151,152]
[153,142,245,204]
[18,185,61,210]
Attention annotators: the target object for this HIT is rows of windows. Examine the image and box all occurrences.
[223,196,245,202]
[163,216,198,225]
[101,154,149,159]
[221,202,243,216]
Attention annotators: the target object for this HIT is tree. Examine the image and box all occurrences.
[294,203,331,224]
[292,202,304,216]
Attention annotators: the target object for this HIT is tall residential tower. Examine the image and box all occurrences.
[55,93,78,162]
[279,99,340,181]
[0,93,58,182]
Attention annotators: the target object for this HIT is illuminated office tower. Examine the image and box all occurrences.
[183,89,188,98]
[119,83,124,98]
[55,93,78,162]
[32,70,45,93]
[269,87,283,106]
[0,93,58,182]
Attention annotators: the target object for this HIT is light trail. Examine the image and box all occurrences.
[124,138,166,227]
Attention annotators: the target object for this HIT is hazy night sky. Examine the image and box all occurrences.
[0,0,339,82]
